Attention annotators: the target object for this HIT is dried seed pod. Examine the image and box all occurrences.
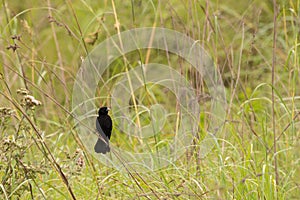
[17,88,29,95]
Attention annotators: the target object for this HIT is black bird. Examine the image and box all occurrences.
[94,107,112,154]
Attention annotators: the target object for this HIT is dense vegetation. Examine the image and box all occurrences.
[0,0,299,199]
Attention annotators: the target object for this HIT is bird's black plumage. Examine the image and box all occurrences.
[94,107,112,154]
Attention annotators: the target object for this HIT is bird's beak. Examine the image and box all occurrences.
[106,107,111,111]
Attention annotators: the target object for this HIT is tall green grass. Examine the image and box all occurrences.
[0,0,299,199]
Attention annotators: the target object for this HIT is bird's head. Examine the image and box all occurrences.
[98,106,110,115]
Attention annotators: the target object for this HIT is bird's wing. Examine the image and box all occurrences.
[96,116,112,139]
[96,115,112,139]
[96,119,110,139]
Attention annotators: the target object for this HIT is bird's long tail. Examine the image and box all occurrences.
[94,138,110,154]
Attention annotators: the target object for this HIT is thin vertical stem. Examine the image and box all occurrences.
[272,0,279,189]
